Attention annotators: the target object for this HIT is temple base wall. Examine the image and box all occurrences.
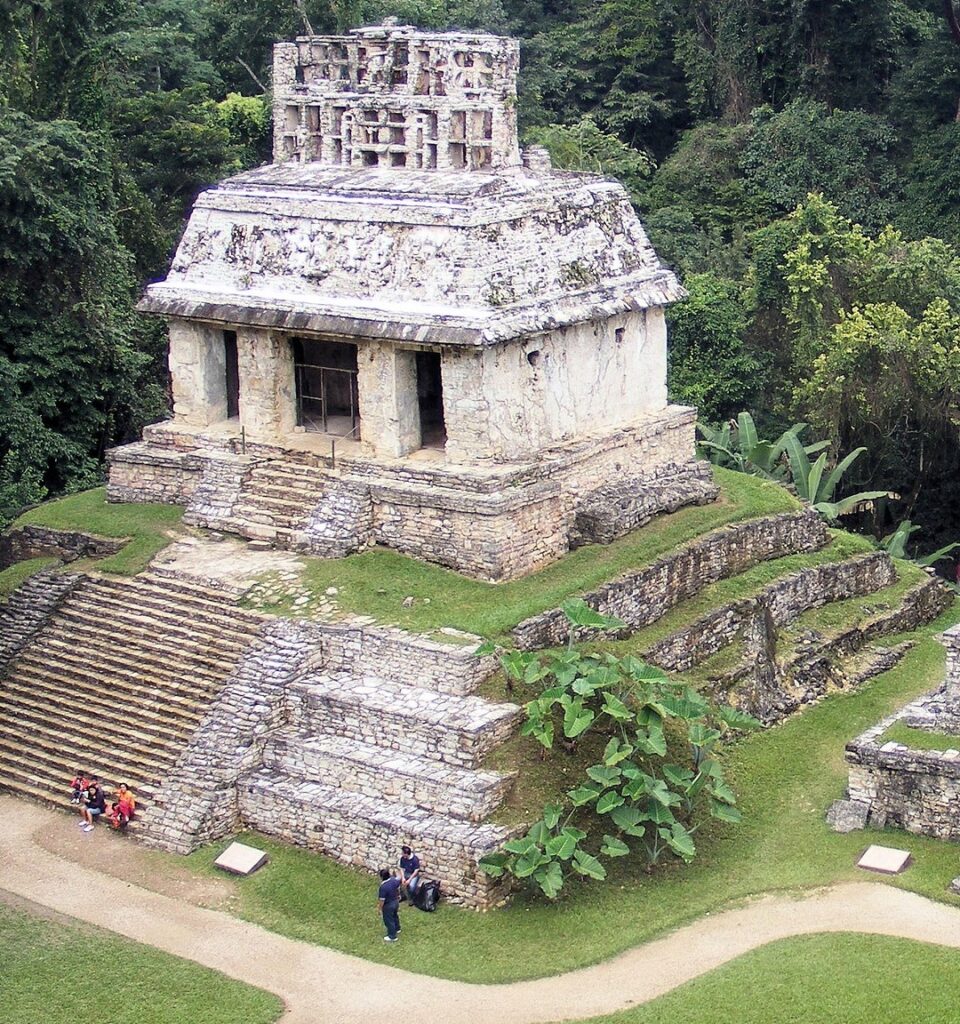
[107,406,710,581]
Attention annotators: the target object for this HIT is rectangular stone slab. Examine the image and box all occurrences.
[857,844,912,874]
[214,841,268,876]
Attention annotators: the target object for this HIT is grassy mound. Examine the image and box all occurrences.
[0,899,282,1024]
[12,488,183,575]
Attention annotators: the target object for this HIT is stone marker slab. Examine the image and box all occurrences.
[214,841,268,876]
[857,844,912,875]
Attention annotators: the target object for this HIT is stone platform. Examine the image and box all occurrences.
[107,406,715,581]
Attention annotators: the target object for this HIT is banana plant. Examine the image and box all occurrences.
[697,412,826,480]
[882,520,960,567]
[782,434,890,520]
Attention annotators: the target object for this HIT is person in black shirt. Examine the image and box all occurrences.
[377,868,402,942]
[398,845,422,902]
[79,781,106,832]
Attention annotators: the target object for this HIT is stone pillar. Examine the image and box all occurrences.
[356,342,421,457]
[641,306,668,411]
[272,42,299,162]
[236,328,297,440]
[168,320,228,428]
[439,348,489,464]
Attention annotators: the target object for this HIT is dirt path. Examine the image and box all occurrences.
[4,797,960,1024]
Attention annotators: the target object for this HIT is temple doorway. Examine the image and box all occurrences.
[292,338,360,437]
[224,330,240,419]
[416,351,446,449]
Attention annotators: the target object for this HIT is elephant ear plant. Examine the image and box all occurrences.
[478,600,759,900]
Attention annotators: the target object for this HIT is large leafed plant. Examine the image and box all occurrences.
[478,600,757,899]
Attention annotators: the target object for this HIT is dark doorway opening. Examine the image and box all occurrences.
[224,330,240,419]
[416,351,445,449]
[292,337,360,437]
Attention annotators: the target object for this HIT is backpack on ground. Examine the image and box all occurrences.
[414,879,441,912]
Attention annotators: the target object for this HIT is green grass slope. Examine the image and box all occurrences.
[0,899,282,1024]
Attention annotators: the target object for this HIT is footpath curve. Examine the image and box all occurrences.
[3,797,960,1024]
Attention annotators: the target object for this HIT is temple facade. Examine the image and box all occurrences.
[108,23,716,581]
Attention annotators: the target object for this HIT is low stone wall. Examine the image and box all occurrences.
[834,691,960,839]
[140,619,324,853]
[0,569,85,671]
[0,526,124,569]
[106,440,204,505]
[646,552,897,673]
[512,509,829,649]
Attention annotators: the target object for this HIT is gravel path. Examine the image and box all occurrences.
[3,797,960,1024]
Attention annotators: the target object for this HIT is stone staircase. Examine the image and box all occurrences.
[238,668,522,905]
[0,573,265,817]
[223,459,330,544]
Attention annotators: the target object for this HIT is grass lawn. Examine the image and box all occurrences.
[243,467,800,637]
[573,933,960,1024]
[12,487,183,575]
[881,720,960,752]
[179,601,960,984]
[0,556,57,599]
[0,899,282,1024]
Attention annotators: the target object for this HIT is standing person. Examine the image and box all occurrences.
[79,780,106,832]
[398,845,421,902]
[377,868,402,943]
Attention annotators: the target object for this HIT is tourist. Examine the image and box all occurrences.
[78,780,106,832]
[109,783,136,830]
[398,845,421,901]
[377,867,402,943]
[69,770,89,805]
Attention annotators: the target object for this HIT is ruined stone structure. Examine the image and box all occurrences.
[107,22,714,581]
[830,621,960,839]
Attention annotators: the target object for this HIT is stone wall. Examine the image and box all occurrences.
[168,320,229,427]
[0,569,85,672]
[645,552,897,673]
[237,772,512,907]
[317,621,496,696]
[441,310,665,463]
[0,526,124,569]
[513,510,829,649]
[106,441,204,505]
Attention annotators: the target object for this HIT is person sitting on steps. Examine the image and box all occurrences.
[78,780,106,832]
[69,770,90,806]
[109,783,136,830]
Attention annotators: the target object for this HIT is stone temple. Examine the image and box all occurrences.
[108,23,716,580]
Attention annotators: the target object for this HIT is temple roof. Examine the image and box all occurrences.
[139,162,685,346]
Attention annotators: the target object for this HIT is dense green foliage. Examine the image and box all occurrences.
[3,0,960,548]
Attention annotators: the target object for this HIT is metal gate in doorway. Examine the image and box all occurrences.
[293,359,360,437]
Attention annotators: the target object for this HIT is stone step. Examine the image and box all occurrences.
[262,729,515,823]
[32,629,240,687]
[56,602,255,655]
[0,720,173,789]
[229,503,303,529]
[4,661,208,731]
[251,460,330,485]
[0,686,192,758]
[237,768,513,907]
[90,573,257,619]
[0,744,159,807]
[243,480,326,502]
[65,586,262,640]
[292,673,522,769]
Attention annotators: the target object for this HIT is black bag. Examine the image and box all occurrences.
[413,879,441,912]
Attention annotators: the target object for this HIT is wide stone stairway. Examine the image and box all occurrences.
[0,573,264,817]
